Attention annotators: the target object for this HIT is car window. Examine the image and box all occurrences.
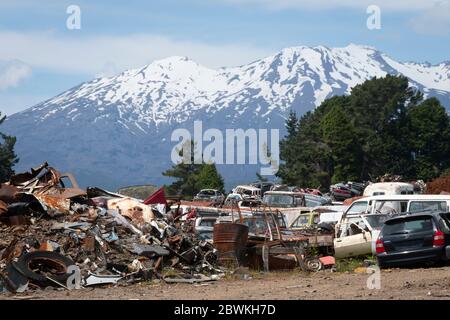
[383,216,433,235]
[338,216,368,237]
[263,194,294,207]
[409,201,448,213]
[305,199,321,207]
[373,200,408,214]
[199,219,216,227]
[292,215,309,227]
[313,215,320,224]
[363,215,390,229]
[347,201,368,214]
[197,231,213,240]
[439,213,450,233]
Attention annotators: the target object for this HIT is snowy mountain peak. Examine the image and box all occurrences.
[14,44,450,130]
[3,44,450,189]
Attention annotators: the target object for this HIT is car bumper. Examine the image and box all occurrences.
[377,246,447,267]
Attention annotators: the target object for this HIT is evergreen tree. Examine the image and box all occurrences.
[162,140,225,198]
[162,140,202,197]
[196,163,225,193]
[320,105,361,183]
[0,112,19,182]
[276,75,450,190]
[408,97,450,181]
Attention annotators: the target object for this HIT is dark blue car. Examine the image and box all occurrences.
[376,212,450,268]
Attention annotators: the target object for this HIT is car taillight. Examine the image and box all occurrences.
[375,238,385,254]
[433,230,445,247]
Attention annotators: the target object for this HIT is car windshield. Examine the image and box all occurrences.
[263,194,294,207]
[383,216,433,235]
[243,213,286,236]
[199,190,215,196]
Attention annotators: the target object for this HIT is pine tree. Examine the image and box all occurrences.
[320,105,362,183]
[408,97,450,181]
[162,140,225,198]
[276,75,450,190]
[196,163,225,193]
[162,140,201,197]
[0,112,19,182]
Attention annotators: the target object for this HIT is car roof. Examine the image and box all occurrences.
[365,194,450,201]
[234,185,261,191]
[384,211,448,223]
[264,191,303,195]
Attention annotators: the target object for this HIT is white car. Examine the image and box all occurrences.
[333,214,390,258]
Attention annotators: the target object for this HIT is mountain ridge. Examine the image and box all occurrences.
[3,44,450,190]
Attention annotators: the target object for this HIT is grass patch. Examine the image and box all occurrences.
[335,255,375,272]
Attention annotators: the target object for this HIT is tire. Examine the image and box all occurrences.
[13,251,75,287]
[304,257,323,272]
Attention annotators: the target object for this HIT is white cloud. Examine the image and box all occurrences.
[220,0,444,11]
[0,60,32,91]
[409,1,450,36]
[0,31,273,77]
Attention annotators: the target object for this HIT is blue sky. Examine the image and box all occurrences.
[0,0,449,115]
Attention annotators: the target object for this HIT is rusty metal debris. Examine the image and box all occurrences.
[0,163,224,294]
[0,163,344,295]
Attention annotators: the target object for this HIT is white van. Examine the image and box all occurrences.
[344,194,450,217]
[363,182,414,197]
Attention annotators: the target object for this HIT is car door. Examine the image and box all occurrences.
[334,217,372,258]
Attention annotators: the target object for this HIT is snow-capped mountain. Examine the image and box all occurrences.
[3,44,450,190]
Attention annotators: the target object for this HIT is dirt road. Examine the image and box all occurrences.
[3,266,450,300]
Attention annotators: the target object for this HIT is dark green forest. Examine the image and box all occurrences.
[277,75,450,189]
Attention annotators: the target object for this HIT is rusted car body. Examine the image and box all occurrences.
[0,163,87,221]
[213,204,311,271]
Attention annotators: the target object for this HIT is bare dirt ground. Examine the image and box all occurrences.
[2,266,450,300]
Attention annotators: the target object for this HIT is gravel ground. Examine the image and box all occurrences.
[2,265,450,300]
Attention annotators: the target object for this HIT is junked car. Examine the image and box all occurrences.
[330,183,362,202]
[250,182,274,197]
[333,214,390,258]
[289,211,335,255]
[193,189,225,204]
[304,194,332,207]
[363,182,415,196]
[262,191,306,208]
[342,195,450,218]
[262,191,307,225]
[232,185,262,200]
[194,216,217,242]
[376,212,450,268]
[290,211,321,231]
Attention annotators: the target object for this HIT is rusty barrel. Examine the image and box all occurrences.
[213,223,249,265]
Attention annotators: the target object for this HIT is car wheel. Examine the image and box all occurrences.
[304,257,323,272]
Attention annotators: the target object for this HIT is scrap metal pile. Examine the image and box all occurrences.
[0,163,222,294]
